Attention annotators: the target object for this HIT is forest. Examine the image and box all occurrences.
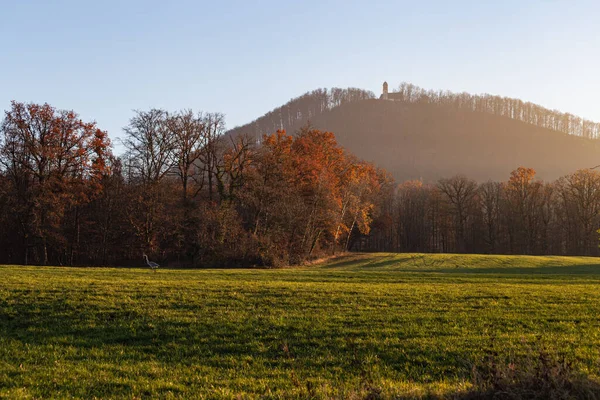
[368,168,600,256]
[227,87,376,139]
[230,83,600,141]
[1,99,600,267]
[0,102,383,266]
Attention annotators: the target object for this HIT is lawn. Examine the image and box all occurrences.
[1,253,600,399]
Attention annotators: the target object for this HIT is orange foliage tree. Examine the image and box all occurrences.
[242,128,383,264]
[0,101,111,265]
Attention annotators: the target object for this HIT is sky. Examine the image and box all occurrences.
[1,0,599,152]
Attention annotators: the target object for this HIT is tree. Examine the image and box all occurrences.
[334,158,380,252]
[123,109,173,184]
[504,167,543,254]
[166,110,208,203]
[395,180,431,252]
[0,101,111,265]
[556,169,600,255]
[292,127,346,256]
[198,113,225,202]
[123,109,176,256]
[216,134,254,202]
[437,175,478,252]
[478,181,503,253]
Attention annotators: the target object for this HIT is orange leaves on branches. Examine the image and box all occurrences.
[1,101,112,203]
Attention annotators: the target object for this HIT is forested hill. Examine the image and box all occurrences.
[229,84,600,182]
[226,87,375,138]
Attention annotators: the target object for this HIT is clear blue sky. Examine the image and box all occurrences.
[2,0,599,151]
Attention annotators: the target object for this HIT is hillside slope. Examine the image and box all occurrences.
[285,99,600,182]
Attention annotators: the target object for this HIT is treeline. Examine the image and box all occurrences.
[227,87,375,139]
[0,102,384,266]
[367,167,600,256]
[391,82,600,139]
[2,101,599,267]
[230,83,600,141]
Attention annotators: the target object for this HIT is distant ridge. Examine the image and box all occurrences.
[228,83,600,182]
[227,87,375,140]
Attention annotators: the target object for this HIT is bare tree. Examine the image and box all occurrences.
[216,134,254,201]
[198,112,225,201]
[478,181,502,253]
[437,175,478,252]
[123,109,175,255]
[123,109,174,184]
[166,110,206,202]
[556,169,600,255]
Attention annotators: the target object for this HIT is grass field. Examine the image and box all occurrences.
[2,253,600,399]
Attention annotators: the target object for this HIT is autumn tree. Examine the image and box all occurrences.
[332,157,381,252]
[243,130,309,264]
[0,101,111,265]
[237,128,382,264]
[291,127,347,256]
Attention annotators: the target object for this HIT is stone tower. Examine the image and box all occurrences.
[382,81,389,100]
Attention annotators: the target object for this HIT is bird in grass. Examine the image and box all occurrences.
[143,254,159,271]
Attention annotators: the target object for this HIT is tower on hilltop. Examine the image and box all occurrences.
[382,81,389,100]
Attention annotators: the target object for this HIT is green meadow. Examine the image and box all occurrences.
[1,253,600,399]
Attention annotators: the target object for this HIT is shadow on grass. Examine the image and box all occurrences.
[4,307,600,399]
[319,255,414,270]
[1,296,477,384]
[318,254,600,276]
[430,264,600,275]
[3,274,600,398]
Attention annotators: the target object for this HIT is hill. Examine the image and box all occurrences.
[287,99,600,182]
[229,86,600,182]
